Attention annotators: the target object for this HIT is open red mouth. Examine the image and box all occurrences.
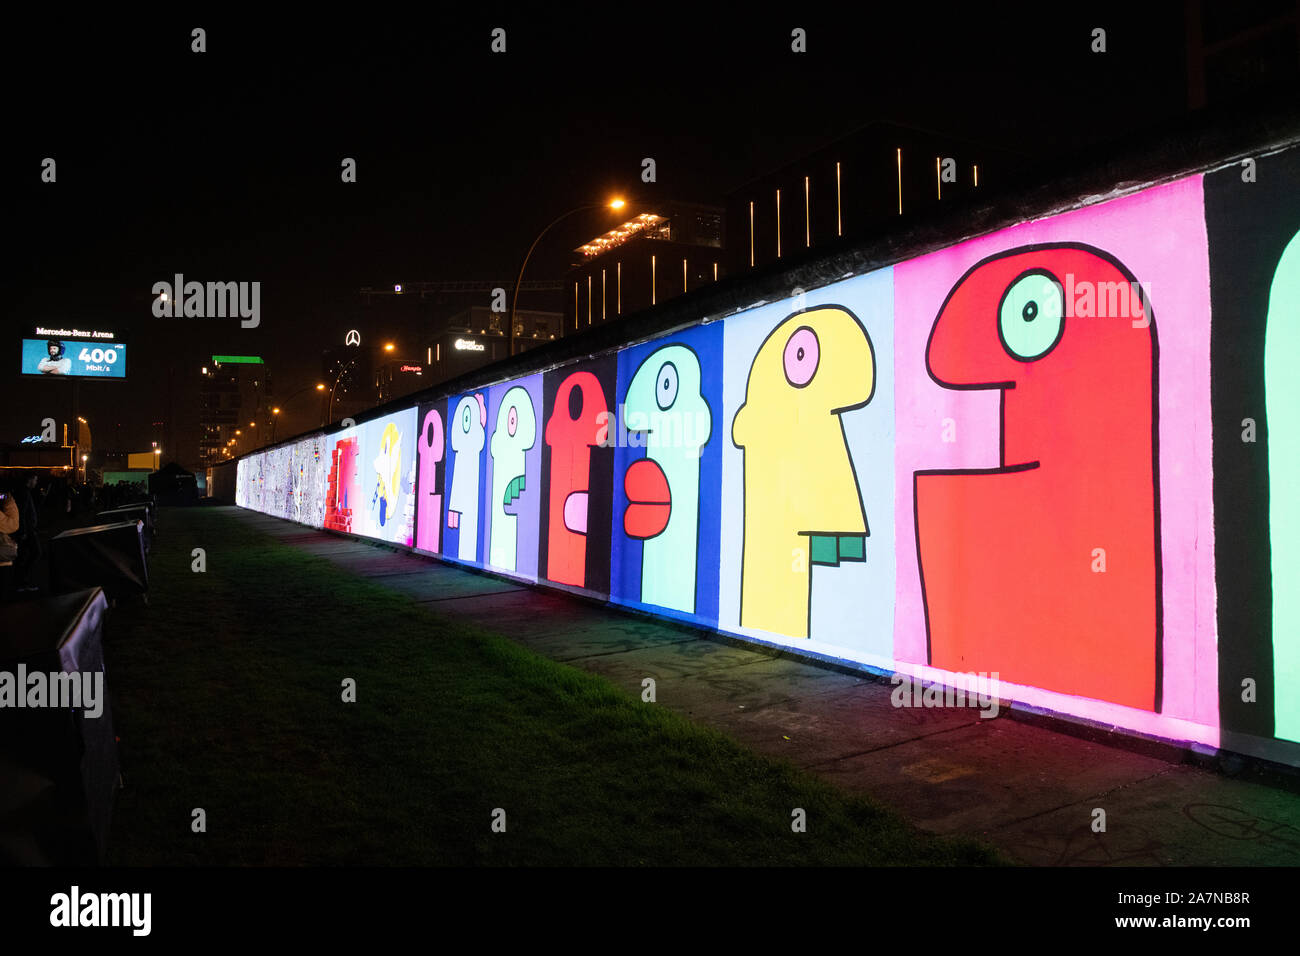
[624,458,671,539]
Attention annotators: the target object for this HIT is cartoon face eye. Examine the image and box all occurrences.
[782,326,820,387]
[999,271,1064,361]
[655,362,679,410]
[507,405,518,437]
[461,404,472,433]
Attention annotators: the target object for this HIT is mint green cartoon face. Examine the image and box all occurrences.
[622,344,712,612]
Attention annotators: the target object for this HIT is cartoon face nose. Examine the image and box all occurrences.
[624,458,671,539]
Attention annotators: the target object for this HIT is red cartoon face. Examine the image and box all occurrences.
[916,244,1162,711]
[927,245,1153,470]
[544,372,608,587]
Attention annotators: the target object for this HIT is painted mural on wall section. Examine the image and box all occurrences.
[232,142,1300,768]
[915,244,1161,712]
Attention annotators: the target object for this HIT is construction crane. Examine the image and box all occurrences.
[360,280,564,298]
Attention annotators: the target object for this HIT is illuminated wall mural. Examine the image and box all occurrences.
[485,377,542,578]
[1267,232,1300,743]
[232,141,1300,768]
[359,411,416,546]
[414,404,444,554]
[915,245,1160,712]
[324,435,359,534]
[1206,146,1300,756]
[539,360,615,593]
[732,306,875,640]
[718,271,896,658]
[445,393,487,562]
[610,325,723,623]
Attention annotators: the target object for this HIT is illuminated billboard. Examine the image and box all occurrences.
[21,327,126,379]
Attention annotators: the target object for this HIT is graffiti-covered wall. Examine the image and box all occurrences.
[234,143,1300,767]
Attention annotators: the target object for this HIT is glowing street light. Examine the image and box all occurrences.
[509,196,628,356]
[316,383,326,391]
[383,342,395,352]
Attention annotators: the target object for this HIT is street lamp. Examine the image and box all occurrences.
[508,197,627,357]
[324,361,355,427]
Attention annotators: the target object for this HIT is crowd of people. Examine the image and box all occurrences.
[0,470,154,596]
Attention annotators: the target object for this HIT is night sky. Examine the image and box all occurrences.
[4,5,1188,462]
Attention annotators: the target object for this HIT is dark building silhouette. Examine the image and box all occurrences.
[199,357,271,465]
[725,121,1026,276]
[565,201,725,332]
[1185,0,1300,109]
[354,285,564,391]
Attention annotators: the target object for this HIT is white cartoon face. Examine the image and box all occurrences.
[447,394,486,557]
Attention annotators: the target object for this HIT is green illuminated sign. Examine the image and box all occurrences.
[211,355,265,365]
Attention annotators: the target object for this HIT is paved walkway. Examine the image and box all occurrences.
[230,507,1300,866]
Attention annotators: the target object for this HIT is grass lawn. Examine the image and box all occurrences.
[103,506,1003,866]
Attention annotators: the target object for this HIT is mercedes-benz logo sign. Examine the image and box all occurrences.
[345,329,361,346]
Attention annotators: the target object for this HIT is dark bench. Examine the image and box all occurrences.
[51,521,149,603]
[0,587,118,864]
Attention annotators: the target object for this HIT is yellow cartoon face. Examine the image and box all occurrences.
[372,422,403,527]
[732,306,875,638]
